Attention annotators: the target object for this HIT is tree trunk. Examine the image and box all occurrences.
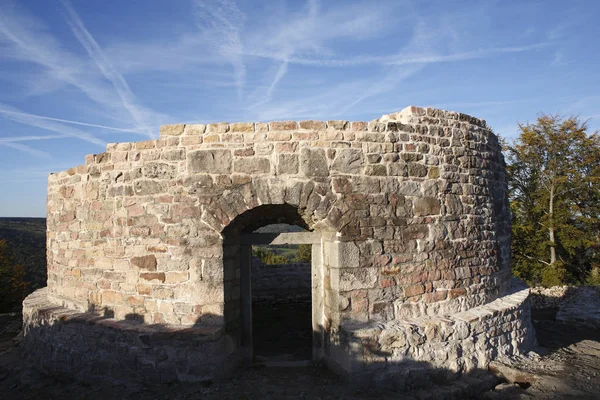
[549,183,556,265]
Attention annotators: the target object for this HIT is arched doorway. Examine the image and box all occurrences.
[221,204,325,365]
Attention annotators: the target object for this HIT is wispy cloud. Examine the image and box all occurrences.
[59,0,155,138]
[193,0,247,99]
[0,0,164,146]
[0,108,146,134]
[550,51,567,66]
[0,134,65,143]
[0,142,52,159]
[0,103,107,147]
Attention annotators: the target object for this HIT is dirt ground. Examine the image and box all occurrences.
[1,309,599,400]
[487,308,600,400]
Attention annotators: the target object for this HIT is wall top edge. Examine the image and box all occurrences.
[157,105,488,137]
[47,105,492,179]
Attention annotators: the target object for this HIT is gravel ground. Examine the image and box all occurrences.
[1,309,599,400]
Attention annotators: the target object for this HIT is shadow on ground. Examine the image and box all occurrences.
[3,304,600,400]
[1,309,502,400]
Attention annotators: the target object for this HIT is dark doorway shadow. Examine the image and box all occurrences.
[250,223,313,363]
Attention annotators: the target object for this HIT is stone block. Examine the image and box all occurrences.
[188,150,232,174]
[327,120,348,130]
[413,197,441,216]
[183,124,206,135]
[300,148,329,177]
[408,162,428,177]
[267,132,292,141]
[131,255,157,271]
[102,290,125,304]
[230,122,254,132]
[160,124,185,136]
[403,284,425,298]
[206,122,229,133]
[277,154,299,175]
[268,121,297,131]
[140,272,165,282]
[142,162,177,179]
[331,149,364,174]
[133,180,167,196]
[299,120,326,130]
[339,268,378,291]
[233,157,270,174]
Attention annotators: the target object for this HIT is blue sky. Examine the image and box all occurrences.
[1,0,599,217]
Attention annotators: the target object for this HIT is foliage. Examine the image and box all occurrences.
[0,239,30,312]
[252,247,290,265]
[294,244,312,263]
[587,267,600,286]
[505,114,600,287]
[0,218,47,291]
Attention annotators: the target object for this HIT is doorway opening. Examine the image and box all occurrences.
[251,223,312,362]
[221,204,324,366]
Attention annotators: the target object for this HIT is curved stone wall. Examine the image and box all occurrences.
[44,105,510,324]
[24,105,531,386]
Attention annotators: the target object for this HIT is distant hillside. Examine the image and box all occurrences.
[0,218,47,291]
[254,223,307,233]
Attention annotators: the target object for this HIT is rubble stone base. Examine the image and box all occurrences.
[22,288,242,384]
[23,279,535,388]
[328,278,535,390]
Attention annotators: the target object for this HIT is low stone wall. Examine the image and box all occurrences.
[251,258,311,305]
[23,280,535,388]
[329,278,535,390]
[22,288,239,384]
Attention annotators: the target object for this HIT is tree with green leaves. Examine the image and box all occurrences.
[0,239,29,312]
[252,247,290,265]
[294,244,312,263]
[505,114,600,287]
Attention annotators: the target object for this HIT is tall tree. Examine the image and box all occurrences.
[506,115,600,286]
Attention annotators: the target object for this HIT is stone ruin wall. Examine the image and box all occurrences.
[47,108,510,324]
[24,105,536,385]
[45,106,512,327]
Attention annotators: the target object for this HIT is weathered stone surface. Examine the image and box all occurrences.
[188,149,232,174]
[133,180,166,195]
[183,124,206,135]
[299,120,326,130]
[300,148,329,177]
[269,121,297,131]
[33,106,531,388]
[160,124,185,136]
[230,122,254,132]
[331,149,364,174]
[131,255,157,271]
[233,157,270,174]
[339,268,378,291]
[278,154,299,175]
[413,197,441,216]
[142,162,176,179]
[408,162,428,177]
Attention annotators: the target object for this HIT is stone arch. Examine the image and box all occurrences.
[200,178,341,234]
